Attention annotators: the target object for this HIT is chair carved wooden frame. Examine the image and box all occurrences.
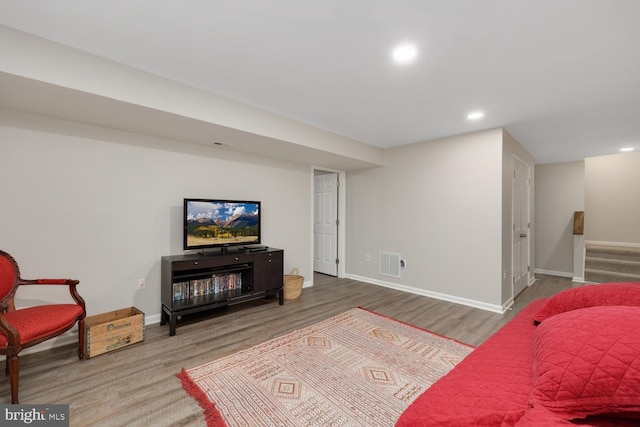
[0,250,86,404]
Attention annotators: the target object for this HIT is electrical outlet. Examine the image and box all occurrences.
[365,254,371,262]
[137,279,146,290]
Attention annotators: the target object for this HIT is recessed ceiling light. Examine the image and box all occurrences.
[620,147,635,152]
[467,112,485,120]
[392,43,418,64]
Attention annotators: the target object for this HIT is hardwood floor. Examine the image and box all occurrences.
[1,273,574,426]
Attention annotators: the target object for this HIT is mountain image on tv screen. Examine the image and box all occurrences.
[185,200,260,248]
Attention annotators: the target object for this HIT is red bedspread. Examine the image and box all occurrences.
[397,300,546,427]
[396,296,640,427]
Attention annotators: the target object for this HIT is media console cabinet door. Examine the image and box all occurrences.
[253,250,284,292]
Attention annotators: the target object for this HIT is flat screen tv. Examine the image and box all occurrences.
[183,198,261,252]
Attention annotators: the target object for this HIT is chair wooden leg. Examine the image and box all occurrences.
[78,318,86,360]
[4,356,8,375]
[8,355,19,404]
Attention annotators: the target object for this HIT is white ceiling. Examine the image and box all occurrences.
[1,0,639,164]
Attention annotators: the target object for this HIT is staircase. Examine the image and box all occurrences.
[585,244,640,283]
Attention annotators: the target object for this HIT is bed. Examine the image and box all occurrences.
[396,282,640,426]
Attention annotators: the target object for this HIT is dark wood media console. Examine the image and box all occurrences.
[160,248,284,336]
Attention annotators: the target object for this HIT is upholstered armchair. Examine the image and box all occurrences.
[0,250,86,404]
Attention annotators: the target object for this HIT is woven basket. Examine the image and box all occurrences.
[283,268,304,300]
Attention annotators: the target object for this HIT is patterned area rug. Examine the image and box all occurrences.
[178,307,473,426]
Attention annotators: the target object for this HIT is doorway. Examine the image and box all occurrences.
[313,171,339,276]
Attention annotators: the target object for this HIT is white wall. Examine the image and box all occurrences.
[346,129,505,311]
[585,152,640,244]
[0,118,311,328]
[534,161,585,276]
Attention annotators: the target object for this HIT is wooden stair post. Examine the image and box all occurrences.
[572,211,585,283]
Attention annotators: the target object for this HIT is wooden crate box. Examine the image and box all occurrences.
[85,307,144,358]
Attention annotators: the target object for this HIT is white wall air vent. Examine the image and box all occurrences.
[380,251,401,278]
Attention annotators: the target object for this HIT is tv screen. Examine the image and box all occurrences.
[183,199,261,251]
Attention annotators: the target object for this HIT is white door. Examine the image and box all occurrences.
[314,172,338,276]
[513,157,531,297]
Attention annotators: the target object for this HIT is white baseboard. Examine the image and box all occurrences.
[533,268,588,284]
[145,313,161,325]
[534,268,573,278]
[344,273,507,314]
[585,240,640,248]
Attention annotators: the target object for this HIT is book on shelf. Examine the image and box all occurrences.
[190,277,212,297]
[172,281,190,301]
[173,272,243,302]
[212,272,242,293]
